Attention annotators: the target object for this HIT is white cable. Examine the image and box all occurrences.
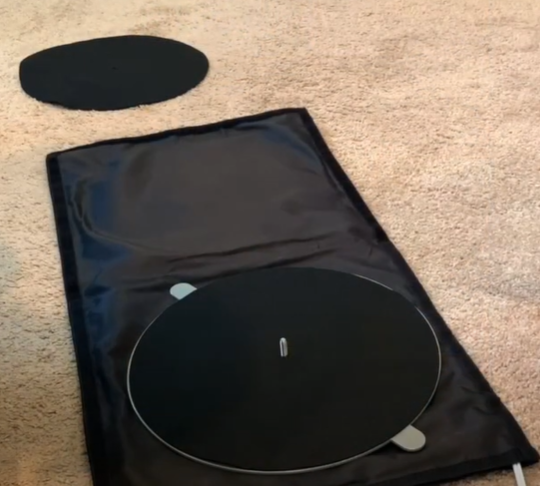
[513,463,527,486]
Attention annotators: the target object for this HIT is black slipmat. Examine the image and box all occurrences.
[20,35,209,111]
[47,108,538,486]
[128,268,441,473]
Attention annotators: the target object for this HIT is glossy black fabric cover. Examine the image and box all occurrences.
[47,108,538,486]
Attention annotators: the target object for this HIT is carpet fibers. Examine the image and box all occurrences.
[0,1,539,485]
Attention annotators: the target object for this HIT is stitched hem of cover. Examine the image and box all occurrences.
[47,159,111,486]
[46,107,539,486]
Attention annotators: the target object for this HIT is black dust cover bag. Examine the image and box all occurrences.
[46,108,538,486]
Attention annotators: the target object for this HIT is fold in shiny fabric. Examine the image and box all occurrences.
[47,108,538,486]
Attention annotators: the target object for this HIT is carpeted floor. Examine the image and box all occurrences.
[0,0,539,485]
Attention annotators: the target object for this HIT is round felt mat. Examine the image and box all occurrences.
[127,267,441,474]
[19,35,209,111]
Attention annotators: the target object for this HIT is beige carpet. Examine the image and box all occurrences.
[1,0,539,484]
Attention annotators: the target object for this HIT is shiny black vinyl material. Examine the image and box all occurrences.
[46,108,538,486]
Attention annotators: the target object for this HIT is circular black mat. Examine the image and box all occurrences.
[127,267,440,474]
[19,35,209,111]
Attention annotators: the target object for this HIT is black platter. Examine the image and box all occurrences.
[127,267,441,474]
